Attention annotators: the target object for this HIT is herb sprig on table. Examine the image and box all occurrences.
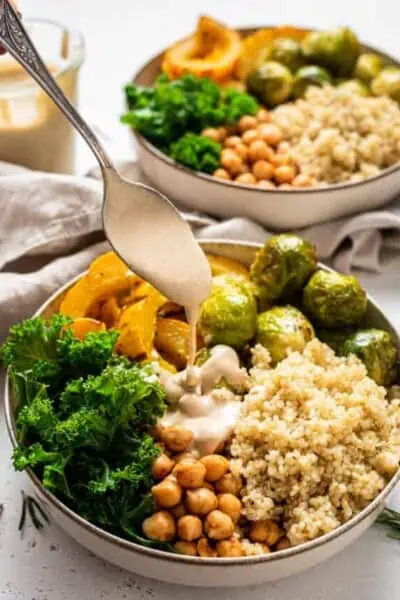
[376,508,400,540]
[121,73,259,173]
[2,315,167,548]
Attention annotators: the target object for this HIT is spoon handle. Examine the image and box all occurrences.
[0,0,113,171]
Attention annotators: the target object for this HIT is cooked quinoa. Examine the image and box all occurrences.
[271,85,400,184]
[230,339,400,546]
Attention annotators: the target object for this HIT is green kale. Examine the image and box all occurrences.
[2,315,119,397]
[121,73,259,173]
[169,133,221,173]
[4,315,167,546]
[1,314,70,372]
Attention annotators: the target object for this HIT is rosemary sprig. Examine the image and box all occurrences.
[376,508,400,540]
[18,490,49,534]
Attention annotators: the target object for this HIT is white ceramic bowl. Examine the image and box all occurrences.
[5,240,400,587]
[131,28,400,229]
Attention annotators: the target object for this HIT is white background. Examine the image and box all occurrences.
[1,1,400,598]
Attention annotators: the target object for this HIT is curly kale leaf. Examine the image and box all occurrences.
[169,133,221,173]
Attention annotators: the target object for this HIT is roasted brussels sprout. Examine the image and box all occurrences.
[199,274,257,349]
[292,65,332,99]
[337,79,370,96]
[303,269,367,328]
[257,305,315,364]
[269,37,305,72]
[247,61,294,107]
[354,53,383,84]
[341,329,398,385]
[371,67,400,102]
[250,234,317,307]
[302,26,360,77]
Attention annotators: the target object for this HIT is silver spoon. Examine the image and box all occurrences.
[0,0,211,307]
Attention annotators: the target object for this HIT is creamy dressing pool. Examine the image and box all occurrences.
[158,345,248,455]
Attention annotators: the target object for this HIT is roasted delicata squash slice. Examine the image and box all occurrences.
[162,16,241,82]
[236,26,308,81]
[206,254,250,279]
[60,252,140,318]
[115,289,167,360]
[98,296,121,329]
[155,318,190,369]
[68,317,106,340]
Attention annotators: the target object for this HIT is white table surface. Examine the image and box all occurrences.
[1,1,400,598]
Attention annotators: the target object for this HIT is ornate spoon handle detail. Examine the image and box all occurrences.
[0,0,113,170]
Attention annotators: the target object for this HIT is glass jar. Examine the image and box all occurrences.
[0,19,85,173]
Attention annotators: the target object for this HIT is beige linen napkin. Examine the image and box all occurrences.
[2,160,400,340]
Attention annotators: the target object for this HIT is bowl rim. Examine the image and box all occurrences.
[5,239,400,567]
[130,25,400,195]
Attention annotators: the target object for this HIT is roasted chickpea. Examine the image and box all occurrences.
[216,538,245,557]
[271,153,292,167]
[257,124,283,146]
[170,502,186,519]
[197,537,218,557]
[220,148,243,176]
[200,455,230,482]
[248,140,274,163]
[276,537,291,551]
[258,179,276,189]
[173,452,197,464]
[249,520,283,546]
[173,461,206,489]
[204,510,235,541]
[152,478,182,508]
[274,165,297,184]
[218,126,228,141]
[142,511,176,542]
[152,423,164,441]
[252,160,274,181]
[202,127,223,142]
[185,488,218,515]
[279,183,293,190]
[237,115,258,133]
[241,129,260,145]
[177,515,203,541]
[174,541,197,556]
[162,425,193,453]
[152,454,175,480]
[257,108,270,123]
[215,473,242,496]
[239,162,250,174]
[217,493,242,523]
[213,168,231,181]
[235,173,257,185]
[235,143,249,162]
[292,173,313,188]
[224,135,242,148]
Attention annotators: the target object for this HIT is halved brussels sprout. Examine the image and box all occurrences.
[303,269,367,328]
[292,65,332,99]
[341,329,398,385]
[199,274,257,349]
[269,37,305,72]
[302,26,360,77]
[354,53,383,84]
[371,67,400,102]
[250,234,317,307]
[256,305,315,364]
[247,61,294,107]
[337,79,370,96]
